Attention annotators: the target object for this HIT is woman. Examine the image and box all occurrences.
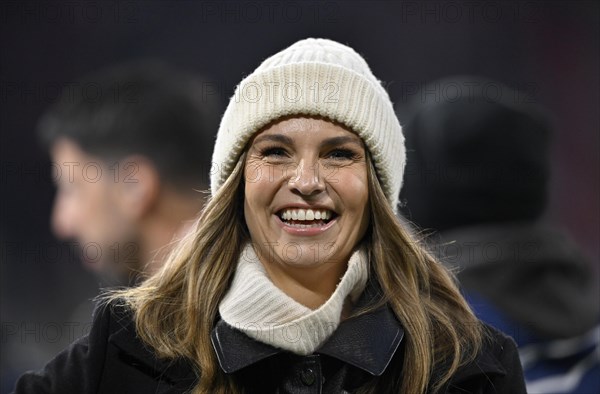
[14,38,525,393]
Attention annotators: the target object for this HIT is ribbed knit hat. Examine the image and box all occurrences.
[211,38,405,212]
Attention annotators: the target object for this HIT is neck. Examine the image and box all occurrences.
[258,255,349,310]
[138,190,203,277]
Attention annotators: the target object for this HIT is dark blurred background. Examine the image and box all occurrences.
[1,1,598,391]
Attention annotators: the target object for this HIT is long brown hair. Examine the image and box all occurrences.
[108,150,481,393]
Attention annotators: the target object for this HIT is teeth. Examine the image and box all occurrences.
[279,208,334,222]
[285,222,324,228]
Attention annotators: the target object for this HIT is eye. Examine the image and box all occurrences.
[260,146,288,158]
[326,148,360,160]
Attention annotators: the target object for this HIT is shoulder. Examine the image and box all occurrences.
[93,298,136,336]
[14,298,197,394]
[96,299,198,391]
[480,323,521,364]
[12,299,133,394]
[448,323,526,394]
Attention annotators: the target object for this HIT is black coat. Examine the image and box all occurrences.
[13,285,526,394]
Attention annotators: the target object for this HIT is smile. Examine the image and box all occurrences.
[279,208,333,221]
[275,208,338,234]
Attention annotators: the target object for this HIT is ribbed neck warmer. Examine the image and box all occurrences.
[218,243,369,355]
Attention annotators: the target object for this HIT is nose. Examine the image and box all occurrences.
[287,160,325,196]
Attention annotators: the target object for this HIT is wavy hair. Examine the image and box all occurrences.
[108,148,482,393]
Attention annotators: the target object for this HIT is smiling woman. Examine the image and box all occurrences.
[13,39,527,394]
[243,118,369,309]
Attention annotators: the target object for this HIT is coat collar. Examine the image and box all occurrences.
[211,278,405,376]
[106,286,509,390]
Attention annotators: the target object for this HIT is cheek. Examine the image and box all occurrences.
[88,185,125,230]
[75,185,100,220]
[244,162,280,209]
[244,172,274,229]
[341,173,370,238]
[334,168,369,211]
[244,178,262,214]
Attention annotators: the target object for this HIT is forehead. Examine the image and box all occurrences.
[253,117,363,144]
[50,138,108,185]
[51,137,96,161]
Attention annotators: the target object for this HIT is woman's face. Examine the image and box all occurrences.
[244,117,370,269]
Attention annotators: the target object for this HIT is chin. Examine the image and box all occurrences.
[273,241,341,267]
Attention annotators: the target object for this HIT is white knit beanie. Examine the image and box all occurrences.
[211,38,405,212]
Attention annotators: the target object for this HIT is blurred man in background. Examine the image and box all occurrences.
[399,76,599,393]
[1,61,220,391]
[38,61,220,286]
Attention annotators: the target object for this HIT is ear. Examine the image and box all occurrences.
[113,155,161,220]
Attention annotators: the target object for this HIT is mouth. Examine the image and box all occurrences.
[276,207,338,228]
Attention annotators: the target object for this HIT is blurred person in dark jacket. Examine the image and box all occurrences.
[399,76,599,393]
[38,61,220,286]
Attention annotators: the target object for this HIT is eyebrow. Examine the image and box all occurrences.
[253,134,294,145]
[321,136,363,148]
[253,134,363,148]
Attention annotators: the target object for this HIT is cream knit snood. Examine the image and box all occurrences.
[218,243,369,355]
